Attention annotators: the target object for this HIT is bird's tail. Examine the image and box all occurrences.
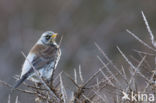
[12,73,29,89]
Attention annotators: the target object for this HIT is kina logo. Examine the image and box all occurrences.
[122,91,155,102]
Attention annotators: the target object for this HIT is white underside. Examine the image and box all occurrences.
[29,62,54,82]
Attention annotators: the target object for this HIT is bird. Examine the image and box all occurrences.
[13,31,61,89]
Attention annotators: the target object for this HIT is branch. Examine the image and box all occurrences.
[141,11,156,48]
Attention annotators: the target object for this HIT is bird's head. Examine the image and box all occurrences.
[38,31,58,45]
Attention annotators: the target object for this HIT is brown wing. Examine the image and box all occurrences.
[30,44,58,70]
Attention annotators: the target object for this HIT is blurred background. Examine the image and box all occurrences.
[0,0,156,102]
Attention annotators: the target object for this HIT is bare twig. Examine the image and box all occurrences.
[0,80,36,94]
[59,74,67,103]
[8,95,10,103]
[82,94,93,103]
[117,46,151,93]
[65,72,80,88]
[97,56,121,86]
[15,96,19,103]
[59,35,63,47]
[126,29,156,51]
[74,69,77,84]
[93,90,106,103]
[141,11,156,48]
[83,63,110,87]
[133,49,155,56]
[99,69,115,86]
[95,43,123,76]
[79,65,84,83]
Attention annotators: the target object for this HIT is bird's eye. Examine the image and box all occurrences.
[45,35,51,40]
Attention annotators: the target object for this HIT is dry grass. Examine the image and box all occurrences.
[0,11,156,103]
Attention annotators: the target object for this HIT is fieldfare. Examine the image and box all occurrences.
[13,31,61,88]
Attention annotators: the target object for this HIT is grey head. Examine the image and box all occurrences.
[38,31,58,45]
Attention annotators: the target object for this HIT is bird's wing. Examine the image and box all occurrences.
[31,44,58,70]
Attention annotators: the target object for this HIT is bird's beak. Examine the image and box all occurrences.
[50,33,58,43]
[51,33,58,39]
